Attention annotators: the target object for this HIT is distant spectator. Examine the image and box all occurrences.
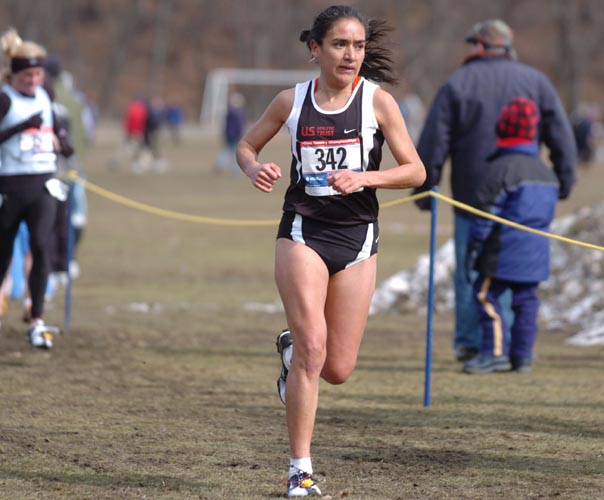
[137,96,168,174]
[397,86,425,145]
[214,92,246,175]
[111,96,168,173]
[143,97,162,158]
[571,103,600,165]
[107,96,148,171]
[125,97,147,143]
[464,97,559,374]
[44,56,89,279]
[80,93,97,145]
[164,104,184,144]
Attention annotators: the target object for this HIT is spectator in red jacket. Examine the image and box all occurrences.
[124,98,147,139]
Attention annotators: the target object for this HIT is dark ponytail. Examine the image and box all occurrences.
[300,5,398,85]
[363,18,397,85]
[299,29,312,45]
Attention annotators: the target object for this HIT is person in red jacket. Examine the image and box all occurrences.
[124,98,147,139]
[108,97,148,171]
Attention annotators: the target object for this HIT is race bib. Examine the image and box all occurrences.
[19,127,55,162]
[300,137,363,196]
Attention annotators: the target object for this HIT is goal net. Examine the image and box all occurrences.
[200,68,319,131]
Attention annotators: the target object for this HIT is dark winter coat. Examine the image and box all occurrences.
[469,148,559,282]
[414,56,576,211]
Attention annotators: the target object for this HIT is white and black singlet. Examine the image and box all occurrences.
[277,77,383,274]
[283,76,384,225]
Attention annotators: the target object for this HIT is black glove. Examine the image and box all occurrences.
[19,112,43,131]
[465,242,480,284]
[56,129,74,158]
[414,196,432,211]
[57,135,74,158]
[0,112,43,145]
[412,186,434,211]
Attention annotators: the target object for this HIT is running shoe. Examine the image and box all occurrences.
[276,329,292,405]
[28,320,59,349]
[463,354,511,373]
[287,470,321,497]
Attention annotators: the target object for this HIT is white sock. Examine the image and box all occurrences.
[289,457,312,477]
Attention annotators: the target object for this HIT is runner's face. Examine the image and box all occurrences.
[312,18,366,87]
[12,67,45,96]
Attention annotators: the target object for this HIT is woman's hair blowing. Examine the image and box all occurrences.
[299,5,397,85]
[1,28,46,60]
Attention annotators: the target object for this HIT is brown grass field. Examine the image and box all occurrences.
[0,125,603,499]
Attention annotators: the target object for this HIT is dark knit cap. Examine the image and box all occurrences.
[496,97,539,147]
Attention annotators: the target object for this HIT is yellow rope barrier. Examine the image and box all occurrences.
[67,171,604,251]
[429,191,604,252]
[378,191,431,208]
[67,171,280,227]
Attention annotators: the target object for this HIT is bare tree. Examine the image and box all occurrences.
[188,0,221,118]
[554,0,578,110]
[98,0,146,115]
[147,0,173,97]
[1,0,603,119]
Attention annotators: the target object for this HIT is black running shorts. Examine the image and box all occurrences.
[277,211,379,275]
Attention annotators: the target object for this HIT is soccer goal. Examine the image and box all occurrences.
[199,68,318,131]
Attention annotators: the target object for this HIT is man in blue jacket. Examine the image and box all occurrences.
[464,97,559,373]
[414,19,576,362]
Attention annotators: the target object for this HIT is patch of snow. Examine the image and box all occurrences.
[371,203,604,345]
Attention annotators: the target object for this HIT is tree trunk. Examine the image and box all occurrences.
[555,0,578,111]
[147,0,173,97]
[98,0,145,116]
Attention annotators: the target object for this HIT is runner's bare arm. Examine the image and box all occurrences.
[327,88,426,195]
[237,89,294,193]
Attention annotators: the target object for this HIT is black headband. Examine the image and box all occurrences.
[11,56,44,74]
